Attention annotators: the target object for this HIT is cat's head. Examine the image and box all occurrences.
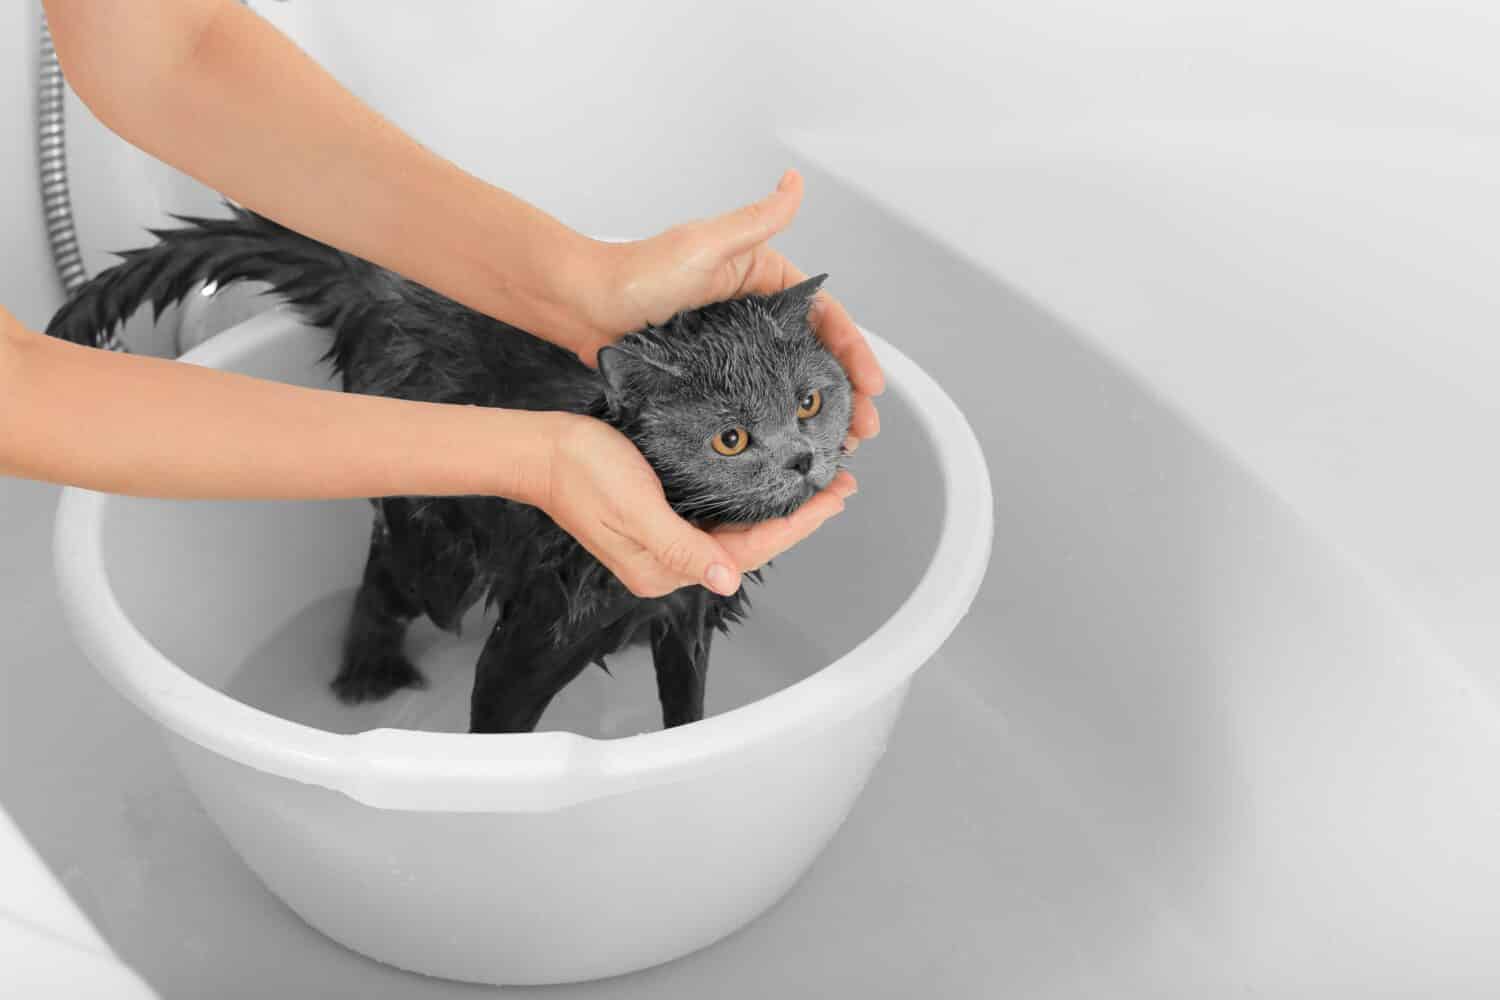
[597,275,853,524]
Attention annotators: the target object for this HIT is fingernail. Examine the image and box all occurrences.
[843,436,860,453]
[778,169,796,191]
[705,563,740,595]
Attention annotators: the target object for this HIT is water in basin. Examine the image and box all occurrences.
[222,585,836,738]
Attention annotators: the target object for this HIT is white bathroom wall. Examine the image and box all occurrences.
[9,0,1500,329]
[245,0,797,236]
[248,0,1500,235]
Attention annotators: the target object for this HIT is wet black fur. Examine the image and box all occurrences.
[46,206,843,732]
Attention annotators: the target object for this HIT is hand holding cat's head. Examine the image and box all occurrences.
[596,275,853,524]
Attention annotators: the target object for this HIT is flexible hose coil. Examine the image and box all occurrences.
[36,11,112,347]
[38,3,257,351]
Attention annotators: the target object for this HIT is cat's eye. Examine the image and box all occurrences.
[712,427,750,456]
[797,389,823,420]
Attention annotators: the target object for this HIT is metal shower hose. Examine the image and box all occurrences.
[36,12,99,340]
[37,3,258,351]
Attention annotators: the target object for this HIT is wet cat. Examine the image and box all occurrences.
[45,206,853,732]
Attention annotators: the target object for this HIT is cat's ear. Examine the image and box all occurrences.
[767,273,828,332]
[597,342,684,412]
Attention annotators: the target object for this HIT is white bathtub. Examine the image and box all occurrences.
[776,122,1500,996]
[8,116,1500,996]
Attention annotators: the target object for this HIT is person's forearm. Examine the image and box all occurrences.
[0,312,553,502]
[43,0,606,356]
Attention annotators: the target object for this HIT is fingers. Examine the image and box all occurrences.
[713,472,856,572]
[589,471,857,598]
[632,497,743,597]
[739,252,887,413]
[807,291,886,399]
[786,262,884,398]
[828,469,859,500]
[700,169,805,260]
[594,524,739,600]
[850,392,880,440]
[556,421,743,599]
[682,174,888,414]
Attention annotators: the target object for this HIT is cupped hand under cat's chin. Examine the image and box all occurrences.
[569,169,884,449]
[704,468,856,573]
[538,413,856,599]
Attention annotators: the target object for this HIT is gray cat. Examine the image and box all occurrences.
[44,207,853,732]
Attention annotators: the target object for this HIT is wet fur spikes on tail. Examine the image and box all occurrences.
[44,205,380,349]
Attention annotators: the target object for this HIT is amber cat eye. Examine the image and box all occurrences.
[712,427,750,456]
[797,389,823,419]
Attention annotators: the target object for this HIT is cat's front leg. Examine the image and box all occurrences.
[332,516,425,703]
[469,622,601,734]
[650,590,715,729]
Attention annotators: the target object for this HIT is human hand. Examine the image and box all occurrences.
[538,413,856,598]
[573,170,884,448]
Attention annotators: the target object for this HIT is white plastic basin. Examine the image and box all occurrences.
[50,310,992,986]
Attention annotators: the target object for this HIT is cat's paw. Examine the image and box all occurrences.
[330,650,428,704]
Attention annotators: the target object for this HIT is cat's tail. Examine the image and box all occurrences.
[44,203,379,348]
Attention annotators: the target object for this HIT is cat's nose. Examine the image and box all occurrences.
[784,450,813,476]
